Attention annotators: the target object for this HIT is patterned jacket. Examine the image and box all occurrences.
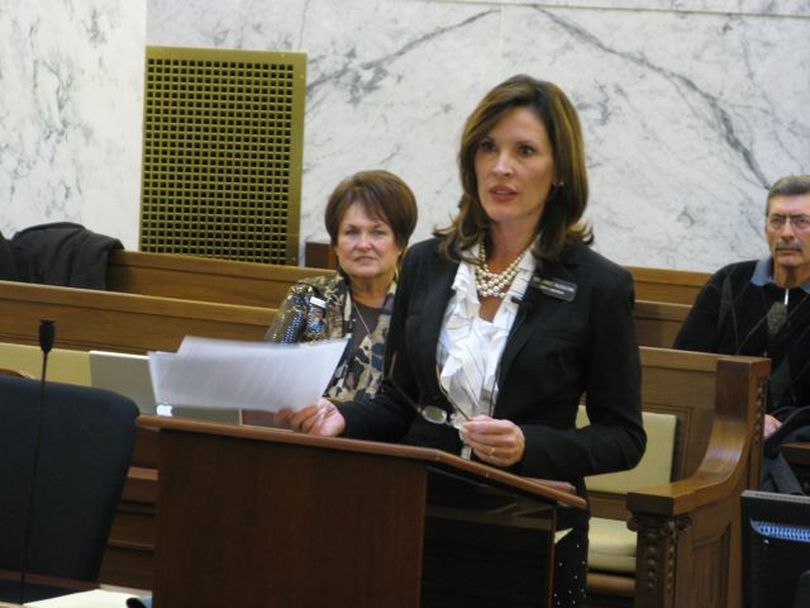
[265,273,396,402]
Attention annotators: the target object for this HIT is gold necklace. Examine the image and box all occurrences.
[475,241,530,298]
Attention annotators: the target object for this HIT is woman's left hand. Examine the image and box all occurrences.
[459,415,525,467]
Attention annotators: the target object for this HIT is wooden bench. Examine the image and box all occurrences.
[108,251,712,309]
[627,267,707,349]
[628,266,708,348]
[105,251,699,348]
[0,279,274,353]
[305,242,712,306]
[627,266,709,306]
[105,251,692,349]
[109,250,716,352]
[0,276,689,356]
[634,300,691,349]
[106,250,326,309]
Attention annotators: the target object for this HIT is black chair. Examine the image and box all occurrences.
[0,376,138,601]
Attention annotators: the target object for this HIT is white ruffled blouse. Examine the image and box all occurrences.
[437,243,535,418]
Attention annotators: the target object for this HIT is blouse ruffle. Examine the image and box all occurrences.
[437,243,535,418]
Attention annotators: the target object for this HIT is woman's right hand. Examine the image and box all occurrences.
[276,398,346,437]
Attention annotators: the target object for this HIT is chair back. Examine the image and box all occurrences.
[0,376,138,581]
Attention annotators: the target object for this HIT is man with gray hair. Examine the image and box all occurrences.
[675,174,810,453]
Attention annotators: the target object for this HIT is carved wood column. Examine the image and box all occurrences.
[629,514,692,608]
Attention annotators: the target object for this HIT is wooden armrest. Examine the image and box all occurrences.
[625,357,769,608]
[627,357,768,516]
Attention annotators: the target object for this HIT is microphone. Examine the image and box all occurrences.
[19,319,55,604]
[39,319,55,354]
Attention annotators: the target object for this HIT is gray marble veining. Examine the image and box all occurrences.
[2,0,808,273]
[445,0,810,18]
[146,0,808,270]
[0,1,146,247]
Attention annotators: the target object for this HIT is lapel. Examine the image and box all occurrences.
[415,254,458,397]
[497,247,581,387]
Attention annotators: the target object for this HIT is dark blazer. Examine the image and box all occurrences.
[341,238,645,486]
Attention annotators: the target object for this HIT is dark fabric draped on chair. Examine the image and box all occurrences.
[9,222,123,289]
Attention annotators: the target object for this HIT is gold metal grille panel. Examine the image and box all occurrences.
[139,46,306,264]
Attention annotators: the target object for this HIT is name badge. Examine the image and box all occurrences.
[531,277,577,302]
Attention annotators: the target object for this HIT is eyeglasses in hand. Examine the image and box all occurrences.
[387,353,470,428]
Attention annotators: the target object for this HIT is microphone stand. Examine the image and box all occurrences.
[19,319,55,605]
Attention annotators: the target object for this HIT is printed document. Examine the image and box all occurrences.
[148,336,348,412]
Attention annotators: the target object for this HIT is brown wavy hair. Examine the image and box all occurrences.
[325,169,418,252]
[436,75,592,264]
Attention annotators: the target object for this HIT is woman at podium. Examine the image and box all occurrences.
[282,75,646,607]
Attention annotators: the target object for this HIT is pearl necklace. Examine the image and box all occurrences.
[474,241,530,298]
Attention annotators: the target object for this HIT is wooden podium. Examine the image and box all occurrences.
[140,416,585,607]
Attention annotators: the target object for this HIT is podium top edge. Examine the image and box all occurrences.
[138,414,585,509]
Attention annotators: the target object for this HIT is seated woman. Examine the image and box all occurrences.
[243,170,417,426]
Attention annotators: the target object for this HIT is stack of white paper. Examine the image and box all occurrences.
[148,336,348,412]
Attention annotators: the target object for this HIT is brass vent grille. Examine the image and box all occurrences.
[139,46,306,264]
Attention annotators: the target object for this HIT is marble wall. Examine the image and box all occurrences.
[0,2,146,248]
[460,0,810,16]
[147,0,810,271]
[3,1,808,272]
